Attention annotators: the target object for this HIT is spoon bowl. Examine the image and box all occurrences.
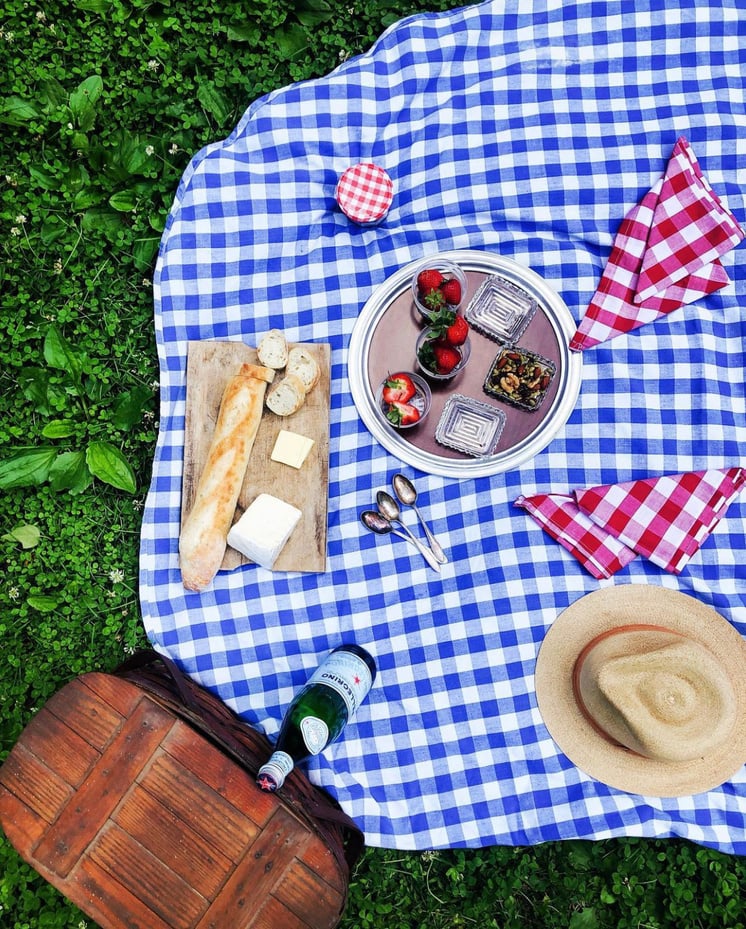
[360,510,397,535]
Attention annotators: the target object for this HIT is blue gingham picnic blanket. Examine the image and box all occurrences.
[139,0,746,852]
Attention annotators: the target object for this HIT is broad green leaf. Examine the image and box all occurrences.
[274,24,309,60]
[30,165,60,190]
[109,189,139,212]
[2,524,41,549]
[0,96,41,126]
[44,326,82,378]
[40,218,67,245]
[111,385,152,429]
[27,595,62,613]
[82,205,124,238]
[86,441,137,493]
[49,451,92,494]
[295,0,334,27]
[224,23,260,42]
[69,75,103,132]
[18,367,51,412]
[73,188,104,211]
[0,447,57,489]
[75,0,112,11]
[41,420,76,439]
[197,82,232,126]
[569,908,598,929]
[133,236,160,272]
[38,78,68,108]
[103,130,150,179]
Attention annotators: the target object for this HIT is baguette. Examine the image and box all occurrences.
[286,346,320,394]
[257,329,288,369]
[265,373,307,416]
[179,361,275,591]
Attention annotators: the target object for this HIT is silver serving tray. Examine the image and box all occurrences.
[348,249,583,478]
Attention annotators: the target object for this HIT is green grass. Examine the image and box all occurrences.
[2,1,746,927]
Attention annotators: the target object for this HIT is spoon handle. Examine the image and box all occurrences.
[412,504,448,564]
[395,520,442,572]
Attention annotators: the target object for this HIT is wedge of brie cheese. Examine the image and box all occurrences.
[227,493,302,570]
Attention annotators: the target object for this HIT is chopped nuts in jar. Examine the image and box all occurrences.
[483,347,556,412]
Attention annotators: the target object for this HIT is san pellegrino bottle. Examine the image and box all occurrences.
[256,644,376,792]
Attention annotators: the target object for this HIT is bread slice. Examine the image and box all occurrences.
[265,373,307,416]
[257,329,288,369]
[286,346,320,394]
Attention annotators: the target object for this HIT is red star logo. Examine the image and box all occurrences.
[354,675,361,685]
[257,774,277,792]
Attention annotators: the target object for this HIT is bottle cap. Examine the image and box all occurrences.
[256,750,294,792]
[335,163,394,225]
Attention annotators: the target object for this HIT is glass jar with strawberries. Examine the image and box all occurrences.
[415,306,472,381]
[411,259,467,320]
[376,371,432,429]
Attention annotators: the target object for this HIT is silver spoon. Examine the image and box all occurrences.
[361,508,441,573]
[391,473,448,564]
[375,491,442,573]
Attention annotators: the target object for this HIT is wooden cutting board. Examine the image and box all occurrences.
[181,340,330,574]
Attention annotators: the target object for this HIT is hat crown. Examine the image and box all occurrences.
[576,631,737,763]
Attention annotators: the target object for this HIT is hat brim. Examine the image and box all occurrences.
[535,584,746,796]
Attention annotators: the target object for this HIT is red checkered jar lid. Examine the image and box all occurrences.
[335,163,394,225]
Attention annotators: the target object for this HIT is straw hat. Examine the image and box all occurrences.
[535,585,746,796]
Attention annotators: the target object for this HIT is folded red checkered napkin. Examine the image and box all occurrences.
[514,493,637,579]
[570,138,745,351]
[516,467,746,577]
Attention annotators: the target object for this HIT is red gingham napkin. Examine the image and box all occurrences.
[570,138,744,351]
[335,162,394,225]
[516,467,745,577]
[514,493,637,579]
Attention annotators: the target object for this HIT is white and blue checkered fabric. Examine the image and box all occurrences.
[140,0,746,851]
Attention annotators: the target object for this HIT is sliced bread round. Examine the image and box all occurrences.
[257,329,289,369]
[265,373,307,416]
[286,346,320,394]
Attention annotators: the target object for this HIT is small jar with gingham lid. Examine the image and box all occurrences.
[335,163,394,226]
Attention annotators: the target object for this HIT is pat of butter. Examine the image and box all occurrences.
[227,493,302,570]
[271,429,315,469]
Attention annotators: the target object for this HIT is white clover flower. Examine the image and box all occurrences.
[53,258,63,273]
[8,586,19,600]
[150,379,160,390]
[169,143,179,154]
[14,213,27,224]
[10,226,21,237]
[147,59,160,72]
[109,568,125,584]
[3,30,15,42]
[145,145,155,156]
[36,10,47,21]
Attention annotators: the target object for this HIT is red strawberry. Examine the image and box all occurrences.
[417,269,444,294]
[382,372,416,404]
[445,314,469,346]
[440,277,462,306]
[432,343,461,375]
[386,400,420,426]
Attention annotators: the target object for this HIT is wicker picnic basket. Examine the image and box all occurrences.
[0,649,363,929]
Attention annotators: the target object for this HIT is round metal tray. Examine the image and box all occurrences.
[348,249,582,478]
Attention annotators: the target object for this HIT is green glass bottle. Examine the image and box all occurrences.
[256,644,376,792]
